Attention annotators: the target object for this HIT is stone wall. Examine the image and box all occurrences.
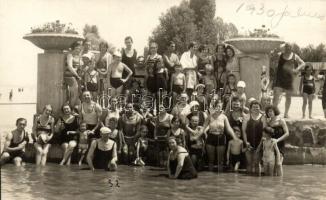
[283,119,326,165]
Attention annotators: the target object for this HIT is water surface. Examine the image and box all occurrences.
[1,164,326,200]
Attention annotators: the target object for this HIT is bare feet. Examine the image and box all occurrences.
[78,161,82,166]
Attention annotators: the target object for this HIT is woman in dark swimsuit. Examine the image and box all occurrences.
[167,137,197,179]
[212,44,227,89]
[32,105,55,166]
[242,100,266,174]
[265,105,289,176]
[87,127,117,171]
[57,104,79,166]
[0,118,29,166]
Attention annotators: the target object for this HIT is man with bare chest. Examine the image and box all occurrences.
[109,50,133,96]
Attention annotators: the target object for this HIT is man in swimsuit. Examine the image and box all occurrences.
[79,91,103,141]
[273,43,305,118]
[1,118,29,166]
[109,50,133,97]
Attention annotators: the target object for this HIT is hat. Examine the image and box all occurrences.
[248,97,256,104]
[113,50,122,57]
[189,101,200,108]
[100,127,112,134]
[237,81,246,88]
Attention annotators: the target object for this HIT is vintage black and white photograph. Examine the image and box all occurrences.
[0,0,325,199]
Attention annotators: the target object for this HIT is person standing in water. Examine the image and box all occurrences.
[109,50,133,97]
[0,118,29,166]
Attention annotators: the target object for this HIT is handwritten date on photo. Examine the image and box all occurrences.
[108,178,120,187]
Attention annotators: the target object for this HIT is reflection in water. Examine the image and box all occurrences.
[1,164,326,200]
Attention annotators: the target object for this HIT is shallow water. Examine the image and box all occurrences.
[1,164,326,200]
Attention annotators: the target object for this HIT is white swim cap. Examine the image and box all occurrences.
[237,81,246,88]
[100,127,112,134]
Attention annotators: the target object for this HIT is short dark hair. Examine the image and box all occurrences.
[215,43,225,53]
[188,42,196,50]
[99,41,109,50]
[231,96,240,102]
[198,44,207,53]
[265,105,281,117]
[249,100,261,109]
[225,46,235,58]
[125,36,133,42]
[16,118,27,125]
[71,41,82,50]
[61,103,71,112]
[168,41,175,46]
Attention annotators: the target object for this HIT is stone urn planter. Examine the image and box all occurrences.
[23,33,84,117]
[23,33,84,53]
[225,37,284,99]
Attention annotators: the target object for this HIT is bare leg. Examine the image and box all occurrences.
[216,145,225,172]
[65,141,77,166]
[13,157,23,167]
[34,143,43,165]
[206,145,215,171]
[275,155,283,176]
[41,144,51,166]
[308,94,313,119]
[78,149,87,166]
[234,162,240,172]
[273,87,282,108]
[60,143,68,165]
[302,93,308,119]
[0,152,11,166]
[284,92,292,118]
[245,151,253,174]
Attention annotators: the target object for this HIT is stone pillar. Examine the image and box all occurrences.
[239,53,269,100]
[37,53,66,118]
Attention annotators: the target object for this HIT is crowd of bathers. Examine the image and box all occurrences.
[1,38,326,179]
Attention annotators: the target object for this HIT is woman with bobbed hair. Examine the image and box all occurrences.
[56,104,79,166]
[32,104,55,166]
[167,137,197,179]
[265,105,289,176]
[96,40,112,93]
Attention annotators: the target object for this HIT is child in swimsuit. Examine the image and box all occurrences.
[256,127,281,176]
[226,126,244,172]
[300,64,316,119]
[134,125,149,166]
[78,122,90,165]
[260,65,270,99]
[84,58,99,101]
[223,73,237,110]
[167,116,186,147]
[170,64,186,105]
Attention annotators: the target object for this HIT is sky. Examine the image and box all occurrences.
[0,0,325,87]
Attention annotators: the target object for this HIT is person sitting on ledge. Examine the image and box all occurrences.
[87,127,117,171]
[32,104,55,166]
[0,118,29,167]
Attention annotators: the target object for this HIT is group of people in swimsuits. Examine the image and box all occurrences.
[1,40,325,180]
